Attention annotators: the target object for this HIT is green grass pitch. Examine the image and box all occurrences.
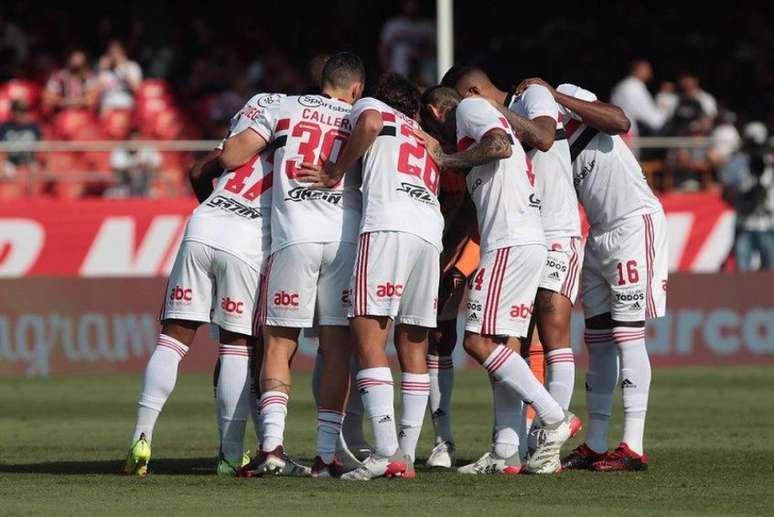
[2,367,774,516]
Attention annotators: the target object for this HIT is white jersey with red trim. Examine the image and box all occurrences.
[456,97,545,253]
[350,97,443,251]
[244,94,362,253]
[556,83,662,231]
[184,93,282,268]
[506,84,581,241]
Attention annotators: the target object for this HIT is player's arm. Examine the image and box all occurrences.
[552,93,630,135]
[417,128,512,169]
[517,78,630,135]
[220,130,267,170]
[296,110,383,188]
[488,100,556,152]
[188,149,223,202]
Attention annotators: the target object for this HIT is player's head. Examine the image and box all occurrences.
[441,65,500,101]
[375,73,421,120]
[321,52,366,104]
[420,85,461,144]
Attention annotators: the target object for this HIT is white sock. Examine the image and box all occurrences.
[585,329,618,454]
[483,345,564,426]
[357,367,398,457]
[342,360,367,447]
[614,327,650,456]
[248,350,262,446]
[490,376,522,459]
[260,391,288,452]
[132,334,188,443]
[217,344,250,461]
[317,409,345,463]
[545,347,575,411]
[428,355,455,444]
[399,372,430,462]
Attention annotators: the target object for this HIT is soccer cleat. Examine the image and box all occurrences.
[237,445,286,477]
[590,443,649,472]
[336,435,365,470]
[311,456,345,478]
[340,450,411,481]
[524,412,582,474]
[216,450,251,477]
[426,441,456,469]
[457,450,521,475]
[561,443,605,470]
[279,451,312,477]
[123,433,151,476]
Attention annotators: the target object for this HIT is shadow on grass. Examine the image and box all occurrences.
[0,457,217,476]
[0,456,476,476]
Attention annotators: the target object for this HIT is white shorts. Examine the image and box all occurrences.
[160,240,260,335]
[539,236,584,303]
[465,244,547,337]
[582,211,668,322]
[261,242,356,328]
[349,231,439,328]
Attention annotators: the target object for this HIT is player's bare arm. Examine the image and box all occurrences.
[517,77,630,135]
[416,127,512,169]
[488,100,556,152]
[220,129,268,170]
[297,110,383,188]
[188,149,224,202]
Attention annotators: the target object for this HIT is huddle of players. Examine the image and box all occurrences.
[123,51,668,479]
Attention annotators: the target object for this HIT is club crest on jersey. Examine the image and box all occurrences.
[257,93,283,107]
[285,186,342,205]
[396,182,436,205]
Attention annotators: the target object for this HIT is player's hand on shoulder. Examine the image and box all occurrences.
[515,77,556,97]
[414,128,445,167]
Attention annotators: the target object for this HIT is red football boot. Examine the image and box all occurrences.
[590,443,648,472]
[560,443,605,470]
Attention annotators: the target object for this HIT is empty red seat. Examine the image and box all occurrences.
[101,109,132,139]
[52,109,98,140]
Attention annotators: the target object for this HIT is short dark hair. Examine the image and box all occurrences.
[321,52,366,90]
[420,85,461,122]
[440,64,482,89]
[375,73,420,118]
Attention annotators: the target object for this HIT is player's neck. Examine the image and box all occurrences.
[492,88,508,106]
[321,86,353,104]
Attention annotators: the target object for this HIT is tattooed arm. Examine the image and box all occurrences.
[417,128,512,169]
[488,101,556,152]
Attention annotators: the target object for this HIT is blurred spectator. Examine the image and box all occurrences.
[0,100,41,178]
[107,130,160,197]
[208,76,251,137]
[707,109,742,170]
[656,81,679,119]
[379,0,435,86]
[97,40,143,113]
[678,74,717,120]
[720,122,774,270]
[42,50,99,112]
[611,60,666,137]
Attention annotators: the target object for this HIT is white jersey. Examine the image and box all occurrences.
[455,97,545,254]
[350,97,443,251]
[184,93,281,268]
[506,84,581,241]
[244,94,362,253]
[556,83,662,231]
